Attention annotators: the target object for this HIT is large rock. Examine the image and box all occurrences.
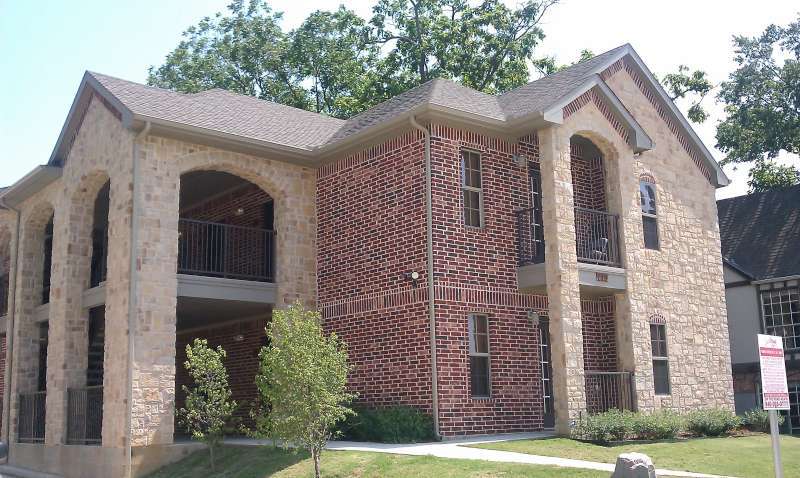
[611,452,657,478]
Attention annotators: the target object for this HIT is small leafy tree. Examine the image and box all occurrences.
[178,338,237,471]
[254,302,355,478]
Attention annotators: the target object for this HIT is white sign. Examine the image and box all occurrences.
[758,334,790,410]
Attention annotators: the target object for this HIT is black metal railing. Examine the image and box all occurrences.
[67,386,103,445]
[89,229,108,288]
[515,207,545,265]
[585,371,635,414]
[18,391,46,443]
[574,207,621,268]
[178,219,275,282]
[0,273,9,317]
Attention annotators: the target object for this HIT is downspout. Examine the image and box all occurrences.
[126,121,150,477]
[409,116,440,439]
[0,197,21,463]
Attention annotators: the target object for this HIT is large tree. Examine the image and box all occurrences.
[148,0,559,118]
[665,16,800,192]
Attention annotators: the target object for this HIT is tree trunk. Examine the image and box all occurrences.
[209,444,215,472]
[313,448,321,478]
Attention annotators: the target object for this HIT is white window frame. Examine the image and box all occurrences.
[640,180,660,250]
[650,322,671,395]
[468,314,491,398]
[461,149,484,228]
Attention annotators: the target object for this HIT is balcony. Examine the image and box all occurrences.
[178,219,275,282]
[516,207,625,292]
[585,371,636,414]
[67,386,103,445]
[18,391,46,444]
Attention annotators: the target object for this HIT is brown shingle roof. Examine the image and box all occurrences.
[90,72,345,150]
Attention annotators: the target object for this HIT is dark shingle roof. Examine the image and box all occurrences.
[90,72,345,150]
[89,45,630,150]
[499,45,628,120]
[718,184,800,281]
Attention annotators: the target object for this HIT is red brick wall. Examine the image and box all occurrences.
[581,297,617,372]
[317,131,434,411]
[175,317,269,432]
[317,125,552,436]
[570,142,606,211]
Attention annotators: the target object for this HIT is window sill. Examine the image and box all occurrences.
[471,396,492,401]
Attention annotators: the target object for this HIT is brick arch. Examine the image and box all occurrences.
[649,313,666,325]
[639,172,656,185]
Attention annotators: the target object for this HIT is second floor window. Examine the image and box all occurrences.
[640,180,660,250]
[461,149,483,228]
[650,321,670,395]
[761,286,800,351]
[468,314,490,398]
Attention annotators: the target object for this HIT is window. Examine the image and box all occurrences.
[468,314,490,398]
[650,322,670,395]
[461,150,483,227]
[761,286,800,351]
[639,180,659,250]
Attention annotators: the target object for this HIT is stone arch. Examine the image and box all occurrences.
[175,152,294,287]
[66,170,111,290]
[0,223,12,317]
[649,313,667,325]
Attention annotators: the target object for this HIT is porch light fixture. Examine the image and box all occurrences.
[235,207,245,216]
[233,334,245,342]
[405,271,420,287]
[526,309,540,326]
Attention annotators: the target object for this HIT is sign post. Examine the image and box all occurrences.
[757,334,789,478]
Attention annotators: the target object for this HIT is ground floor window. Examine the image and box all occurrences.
[760,286,800,351]
[650,321,670,395]
[468,314,490,398]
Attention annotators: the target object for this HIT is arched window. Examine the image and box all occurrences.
[639,178,659,250]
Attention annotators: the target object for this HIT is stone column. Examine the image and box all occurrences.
[538,126,587,434]
[127,138,180,447]
[44,193,95,445]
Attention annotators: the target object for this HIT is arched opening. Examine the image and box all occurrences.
[15,204,54,443]
[178,171,275,282]
[89,181,110,288]
[0,226,10,318]
[41,214,54,305]
[569,135,621,268]
[174,170,275,438]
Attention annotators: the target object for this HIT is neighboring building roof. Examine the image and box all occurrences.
[718,184,800,281]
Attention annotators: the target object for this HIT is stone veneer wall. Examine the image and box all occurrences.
[602,65,734,411]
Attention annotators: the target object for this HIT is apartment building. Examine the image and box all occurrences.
[0,44,733,477]
[719,185,800,433]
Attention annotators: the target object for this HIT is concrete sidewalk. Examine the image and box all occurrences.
[225,433,736,478]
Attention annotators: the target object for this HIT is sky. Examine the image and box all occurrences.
[1,0,798,199]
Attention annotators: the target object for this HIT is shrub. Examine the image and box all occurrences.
[630,410,684,440]
[338,406,435,443]
[685,408,741,437]
[742,409,784,433]
[571,409,634,444]
[178,339,237,471]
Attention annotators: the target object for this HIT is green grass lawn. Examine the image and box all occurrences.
[471,434,800,478]
[146,445,607,478]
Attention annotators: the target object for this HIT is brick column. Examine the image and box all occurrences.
[538,126,586,434]
[45,190,99,445]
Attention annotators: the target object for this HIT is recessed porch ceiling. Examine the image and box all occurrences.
[176,296,271,331]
